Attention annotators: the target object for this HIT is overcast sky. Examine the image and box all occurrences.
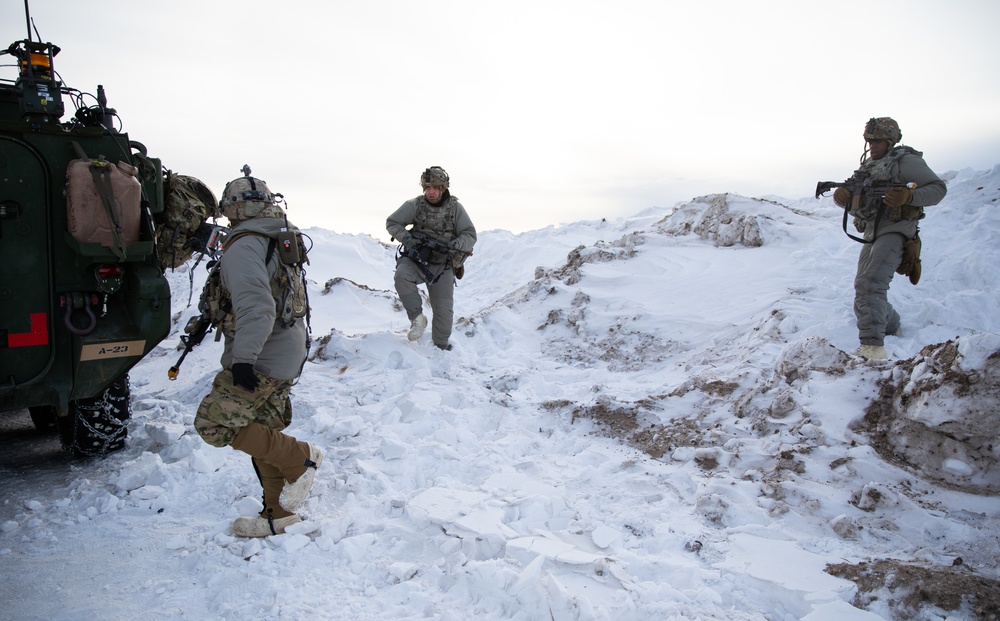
[3,0,998,240]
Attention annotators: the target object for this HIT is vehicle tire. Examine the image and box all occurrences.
[59,375,131,457]
[27,405,59,432]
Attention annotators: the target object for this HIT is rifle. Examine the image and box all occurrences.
[167,313,214,380]
[400,231,472,283]
[815,177,916,244]
[167,225,229,379]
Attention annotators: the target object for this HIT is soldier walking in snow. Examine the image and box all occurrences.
[386,166,477,350]
[194,170,321,537]
[832,117,947,360]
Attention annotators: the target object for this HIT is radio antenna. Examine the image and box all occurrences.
[24,0,32,41]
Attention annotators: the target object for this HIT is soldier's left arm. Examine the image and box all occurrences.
[899,153,948,207]
[451,203,477,252]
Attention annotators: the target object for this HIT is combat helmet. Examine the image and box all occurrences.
[420,166,450,189]
[863,117,902,145]
[219,165,284,224]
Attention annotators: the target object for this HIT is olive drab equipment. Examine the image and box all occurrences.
[1,2,215,457]
[156,171,220,268]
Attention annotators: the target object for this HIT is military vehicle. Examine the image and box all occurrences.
[0,7,212,456]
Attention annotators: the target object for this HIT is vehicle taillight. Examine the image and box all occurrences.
[95,263,124,293]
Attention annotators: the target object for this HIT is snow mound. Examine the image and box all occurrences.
[855,334,1000,493]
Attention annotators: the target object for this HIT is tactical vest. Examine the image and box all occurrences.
[198,230,310,339]
[849,146,925,222]
[413,196,465,267]
[413,196,458,243]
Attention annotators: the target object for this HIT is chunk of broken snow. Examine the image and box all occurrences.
[408,488,489,524]
[942,458,973,476]
[129,485,164,501]
[379,437,409,460]
[189,445,229,473]
[507,535,604,565]
[145,421,185,445]
[714,533,852,594]
[275,533,311,552]
[591,524,621,549]
[113,453,165,492]
[801,598,887,620]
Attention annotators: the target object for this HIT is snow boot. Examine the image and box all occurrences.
[252,458,297,520]
[855,344,887,361]
[231,422,323,512]
[407,314,427,341]
[279,442,323,511]
[232,510,301,538]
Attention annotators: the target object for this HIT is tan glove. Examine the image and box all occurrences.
[883,186,912,209]
[832,187,851,207]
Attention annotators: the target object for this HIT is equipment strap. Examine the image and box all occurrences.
[70,140,128,259]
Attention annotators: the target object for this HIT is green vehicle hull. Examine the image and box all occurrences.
[1,37,176,455]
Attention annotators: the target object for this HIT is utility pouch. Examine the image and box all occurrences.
[276,229,301,265]
[896,234,922,285]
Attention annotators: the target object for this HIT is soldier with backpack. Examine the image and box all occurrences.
[831,118,947,360]
[387,166,477,350]
[193,168,321,537]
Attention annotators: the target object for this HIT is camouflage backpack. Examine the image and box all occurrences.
[157,171,219,268]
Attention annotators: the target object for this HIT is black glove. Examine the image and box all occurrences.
[231,363,259,392]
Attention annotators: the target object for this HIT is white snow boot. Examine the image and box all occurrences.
[233,511,302,538]
[279,443,324,512]
[855,345,887,361]
[407,314,428,341]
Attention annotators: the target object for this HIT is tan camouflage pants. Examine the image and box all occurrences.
[194,368,293,448]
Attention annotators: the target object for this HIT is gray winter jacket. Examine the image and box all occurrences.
[219,217,308,380]
[386,195,477,262]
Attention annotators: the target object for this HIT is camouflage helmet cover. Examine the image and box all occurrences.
[219,174,283,222]
[420,166,450,189]
[864,117,902,144]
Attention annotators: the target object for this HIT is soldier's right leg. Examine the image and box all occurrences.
[853,235,903,347]
[394,258,426,320]
[231,458,302,538]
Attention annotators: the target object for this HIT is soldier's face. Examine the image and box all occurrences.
[423,185,444,202]
[867,139,889,160]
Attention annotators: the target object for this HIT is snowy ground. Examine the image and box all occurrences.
[2,165,999,621]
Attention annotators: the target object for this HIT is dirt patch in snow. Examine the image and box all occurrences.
[853,338,1000,494]
[827,558,1000,620]
[543,397,715,460]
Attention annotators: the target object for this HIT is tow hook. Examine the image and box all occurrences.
[61,292,98,335]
